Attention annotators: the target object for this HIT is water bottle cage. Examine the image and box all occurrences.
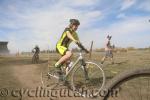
[68,62,73,68]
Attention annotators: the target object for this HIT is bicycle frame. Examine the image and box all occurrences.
[48,50,87,80]
[42,48,105,97]
[65,50,85,78]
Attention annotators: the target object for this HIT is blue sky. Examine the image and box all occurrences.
[0,0,150,53]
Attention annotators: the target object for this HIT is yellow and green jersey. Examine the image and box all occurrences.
[57,28,79,48]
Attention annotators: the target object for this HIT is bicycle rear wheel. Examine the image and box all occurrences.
[35,55,39,63]
[71,62,105,97]
[41,67,59,89]
[103,67,150,100]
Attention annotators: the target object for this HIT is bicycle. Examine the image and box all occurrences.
[41,43,105,97]
[32,53,39,64]
[101,67,150,100]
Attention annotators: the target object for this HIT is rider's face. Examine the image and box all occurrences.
[72,24,79,31]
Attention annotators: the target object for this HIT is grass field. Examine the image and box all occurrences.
[0,50,150,100]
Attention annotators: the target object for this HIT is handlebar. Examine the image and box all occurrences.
[76,42,89,53]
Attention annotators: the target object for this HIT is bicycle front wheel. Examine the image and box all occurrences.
[71,62,105,97]
[103,67,150,100]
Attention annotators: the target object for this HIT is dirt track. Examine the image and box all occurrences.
[0,56,95,100]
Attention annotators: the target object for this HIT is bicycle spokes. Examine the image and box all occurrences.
[72,62,105,97]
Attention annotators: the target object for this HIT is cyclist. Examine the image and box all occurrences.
[101,35,114,64]
[32,45,40,63]
[55,19,81,80]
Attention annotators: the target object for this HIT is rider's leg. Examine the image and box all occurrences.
[109,51,114,64]
[35,53,39,63]
[101,50,109,64]
[55,51,72,68]
[110,56,114,64]
[55,45,72,81]
[55,51,72,81]
[101,56,106,64]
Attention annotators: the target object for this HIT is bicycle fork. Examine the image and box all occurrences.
[81,59,89,81]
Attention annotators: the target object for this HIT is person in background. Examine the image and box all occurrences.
[101,35,114,64]
[32,45,40,63]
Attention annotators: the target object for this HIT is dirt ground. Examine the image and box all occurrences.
[0,54,97,100]
[0,50,150,100]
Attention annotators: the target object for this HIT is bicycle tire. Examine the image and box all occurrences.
[32,54,39,64]
[71,61,105,98]
[102,67,150,100]
[32,56,35,63]
[35,55,39,63]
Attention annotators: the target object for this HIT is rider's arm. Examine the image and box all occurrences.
[32,48,35,53]
[73,32,79,41]
[66,31,79,43]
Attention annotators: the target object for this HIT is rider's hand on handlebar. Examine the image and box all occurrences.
[76,42,89,53]
[84,48,89,54]
[75,40,80,44]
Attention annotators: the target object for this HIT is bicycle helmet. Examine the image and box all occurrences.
[107,35,112,39]
[70,19,80,25]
